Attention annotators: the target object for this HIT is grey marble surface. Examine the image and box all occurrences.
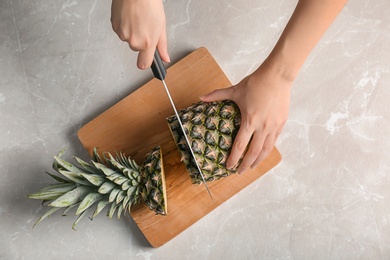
[1,0,389,259]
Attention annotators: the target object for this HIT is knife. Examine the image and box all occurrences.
[151,50,214,201]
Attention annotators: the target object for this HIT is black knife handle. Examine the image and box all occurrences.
[151,50,166,81]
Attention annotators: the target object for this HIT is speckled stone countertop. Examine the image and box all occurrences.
[1,0,389,259]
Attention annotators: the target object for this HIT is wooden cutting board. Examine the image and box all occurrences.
[78,47,282,247]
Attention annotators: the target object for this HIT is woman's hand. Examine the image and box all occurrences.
[200,0,347,174]
[201,65,292,174]
[111,0,170,69]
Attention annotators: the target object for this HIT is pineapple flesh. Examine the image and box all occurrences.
[142,147,167,215]
[167,100,241,184]
[27,146,167,229]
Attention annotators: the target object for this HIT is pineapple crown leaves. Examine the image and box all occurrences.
[27,147,146,229]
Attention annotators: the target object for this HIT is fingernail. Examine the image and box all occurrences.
[226,161,233,169]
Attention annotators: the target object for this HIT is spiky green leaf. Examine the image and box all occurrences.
[92,161,116,176]
[40,183,76,192]
[92,199,109,219]
[92,147,104,164]
[117,152,131,170]
[116,190,126,204]
[107,203,118,219]
[106,153,126,172]
[117,204,124,219]
[52,147,67,172]
[98,181,116,194]
[74,157,101,175]
[27,183,76,201]
[27,192,62,201]
[128,157,140,169]
[49,186,91,208]
[122,195,130,209]
[76,193,103,215]
[122,180,132,191]
[126,186,137,197]
[135,186,142,196]
[45,171,71,183]
[53,155,83,175]
[62,203,80,216]
[109,188,121,203]
[33,207,61,228]
[122,168,138,179]
[117,153,140,173]
[130,170,140,179]
[72,210,88,230]
[57,169,91,186]
[81,173,105,186]
[26,192,63,201]
[106,173,123,182]
[113,176,128,186]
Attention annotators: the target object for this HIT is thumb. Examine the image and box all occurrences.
[137,47,155,70]
[200,87,233,102]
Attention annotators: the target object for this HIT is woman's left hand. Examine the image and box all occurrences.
[201,64,292,174]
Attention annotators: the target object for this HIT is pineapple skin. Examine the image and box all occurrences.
[142,146,167,215]
[167,100,241,185]
[27,146,167,229]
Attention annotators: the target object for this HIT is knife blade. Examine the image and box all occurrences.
[151,50,214,201]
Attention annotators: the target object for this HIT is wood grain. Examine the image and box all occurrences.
[78,47,282,247]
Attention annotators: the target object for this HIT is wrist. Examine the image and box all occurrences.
[260,46,301,83]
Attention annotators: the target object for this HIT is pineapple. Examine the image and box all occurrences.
[167,100,241,185]
[28,100,242,228]
[27,146,167,229]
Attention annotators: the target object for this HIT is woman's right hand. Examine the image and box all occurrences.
[111,0,170,69]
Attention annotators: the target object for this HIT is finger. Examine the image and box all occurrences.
[250,124,284,168]
[226,122,253,170]
[113,26,130,43]
[250,133,275,168]
[157,24,170,63]
[137,47,155,70]
[200,86,234,102]
[237,131,266,174]
[274,124,285,144]
[274,129,282,142]
[110,1,120,32]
